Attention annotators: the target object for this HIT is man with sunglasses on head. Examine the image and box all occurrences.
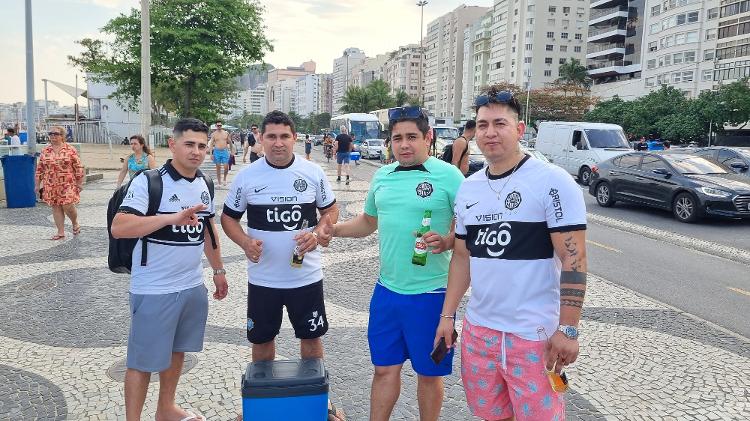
[318,106,464,421]
[434,86,588,421]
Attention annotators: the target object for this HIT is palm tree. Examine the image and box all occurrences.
[340,86,371,113]
[394,90,409,107]
[366,79,395,110]
[557,58,591,89]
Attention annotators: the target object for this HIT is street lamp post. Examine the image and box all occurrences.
[417,1,428,106]
[25,0,37,154]
[141,0,152,149]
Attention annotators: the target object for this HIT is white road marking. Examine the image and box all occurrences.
[728,287,750,297]
[586,240,622,253]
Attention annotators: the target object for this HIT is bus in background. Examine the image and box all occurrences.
[330,113,381,149]
[369,109,390,135]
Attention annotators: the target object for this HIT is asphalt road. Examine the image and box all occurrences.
[309,145,750,339]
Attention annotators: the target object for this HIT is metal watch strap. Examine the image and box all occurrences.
[213,268,226,275]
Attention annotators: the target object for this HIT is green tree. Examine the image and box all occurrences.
[394,90,409,107]
[69,0,272,122]
[315,113,331,131]
[340,86,371,113]
[557,58,591,89]
[288,111,303,132]
[366,79,395,109]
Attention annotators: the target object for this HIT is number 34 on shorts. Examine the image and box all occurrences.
[308,311,325,332]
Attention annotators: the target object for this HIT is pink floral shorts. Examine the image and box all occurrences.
[460,319,566,420]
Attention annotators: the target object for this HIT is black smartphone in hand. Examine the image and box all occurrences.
[430,330,458,365]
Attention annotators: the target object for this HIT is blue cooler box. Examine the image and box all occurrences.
[350,151,360,161]
[242,358,329,421]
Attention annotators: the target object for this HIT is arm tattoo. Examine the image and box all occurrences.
[561,299,583,308]
[563,234,581,271]
[560,288,586,299]
[560,271,587,285]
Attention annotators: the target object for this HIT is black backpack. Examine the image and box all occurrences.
[441,137,468,164]
[107,169,216,274]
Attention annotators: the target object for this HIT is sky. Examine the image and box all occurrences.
[0,0,492,106]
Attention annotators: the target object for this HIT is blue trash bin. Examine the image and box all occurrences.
[1,154,37,208]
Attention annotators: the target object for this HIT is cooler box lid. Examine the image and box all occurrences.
[242,358,329,398]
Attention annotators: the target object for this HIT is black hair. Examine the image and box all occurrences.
[250,124,258,129]
[215,119,223,124]
[7,128,15,135]
[464,120,476,130]
[261,110,295,134]
[305,134,310,139]
[475,85,523,119]
[390,118,430,136]
[173,118,209,137]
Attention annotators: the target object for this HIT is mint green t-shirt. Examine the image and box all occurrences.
[365,157,465,294]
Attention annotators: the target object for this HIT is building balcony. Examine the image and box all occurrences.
[590,0,626,9]
[588,60,641,76]
[586,43,626,59]
[588,26,627,42]
[589,6,629,25]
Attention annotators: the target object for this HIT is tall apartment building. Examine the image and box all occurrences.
[641,0,720,98]
[332,48,367,115]
[423,5,489,122]
[350,54,389,89]
[587,0,646,98]
[382,44,424,97]
[317,74,334,115]
[266,61,316,112]
[714,0,750,83]
[249,84,267,115]
[294,74,320,117]
[461,12,493,120]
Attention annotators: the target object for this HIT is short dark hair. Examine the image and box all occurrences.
[173,118,209,137]
[475,85,523,119]
[464,120,476,130]
[7,128,15,135]
[261,110,295,134]
[215,120,223,124]
[391,118,430,136]
[250,124,258,129]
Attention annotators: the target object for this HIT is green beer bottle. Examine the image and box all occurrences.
[291,219,310,268]
[412,210,432,266]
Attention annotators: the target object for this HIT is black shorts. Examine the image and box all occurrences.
[246,280,328,344]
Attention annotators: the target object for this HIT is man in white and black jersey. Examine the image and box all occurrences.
[112,118,228,421]
[221,110,343,418]
[434,86,588,421]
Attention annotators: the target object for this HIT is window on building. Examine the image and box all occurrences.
[684,51,696,62]
[515,8,518,15]
[673,52,683,64]
[708,7,718,19]
[527,18,534,24]
[546,44,554,51]
[704,49,714,60]
[702,69,713,81]
[563,7,571,13]
[528,5,535,12]
[647,59,657,69]
[705,29,717,40]
[548,19,556,26]
[524,57,532,63]
[687,11,699,23]
[672,72,682,83]
[683,71,694,82]
[672,33,683,45]
[525,44,533,51]
[574,46,581,52]
[645,77,655,87]
[561,32,569,39]
[576,7,585,14]
[549,6,556,12]
[547,32,555,38]
[651,5,661,16]
[649,41,658,52]
[562,19,570,27]
[686,31,698,43]
[560,45,568,52]
[526,30,534,37]
[545,57,553,64]
[650,23,661,34]
[544,70,552,76]
[676,14,686,25]
[575,33,582,40]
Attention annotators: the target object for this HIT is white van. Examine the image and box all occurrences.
[535,122,631,185]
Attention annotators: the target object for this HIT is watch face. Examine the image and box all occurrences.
[560,326,578,338]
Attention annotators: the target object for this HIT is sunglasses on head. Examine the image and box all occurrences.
[388,106,427,124]
[475,91,520,114]
[48,131,61,136]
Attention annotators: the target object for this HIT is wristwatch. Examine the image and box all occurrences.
[558,325,579,340]
[213,268,226,275]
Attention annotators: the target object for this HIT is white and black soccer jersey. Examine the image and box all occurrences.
[119,161,215,295]
[223,156,336,289]
[454,155,587,340]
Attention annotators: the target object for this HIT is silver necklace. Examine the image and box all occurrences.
[486,155,522,201]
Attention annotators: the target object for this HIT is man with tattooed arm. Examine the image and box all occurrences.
[435,85,587,421]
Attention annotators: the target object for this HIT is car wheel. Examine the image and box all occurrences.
[672,192,699,223]
[595,182,616,207]
[578,166,592,186]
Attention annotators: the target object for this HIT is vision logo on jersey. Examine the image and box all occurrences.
[505,191,522,210]
[416,182,433,198]
[294,178,308,192]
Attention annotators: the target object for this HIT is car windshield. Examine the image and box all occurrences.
[367,140,383,146]
[584,129,630,149]
[435,127,459,140]
[661,155,729,175]
[736,149,750,161]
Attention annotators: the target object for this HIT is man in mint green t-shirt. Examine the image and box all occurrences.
[320,106,464,421]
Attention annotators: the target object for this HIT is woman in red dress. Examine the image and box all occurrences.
[34,125,85,240]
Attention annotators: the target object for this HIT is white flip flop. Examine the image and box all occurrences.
[179,411,206,421]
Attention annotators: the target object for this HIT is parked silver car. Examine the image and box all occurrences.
[360,139,386,159]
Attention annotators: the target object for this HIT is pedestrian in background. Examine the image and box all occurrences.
[305,134,313,160]
[34,125,85,240]
[116,134,157,188]
[334,126,353,185]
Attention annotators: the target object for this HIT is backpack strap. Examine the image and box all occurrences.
[140,169,163,267]
[196,170,218,250]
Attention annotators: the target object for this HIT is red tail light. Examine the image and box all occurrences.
[591,165,599,173]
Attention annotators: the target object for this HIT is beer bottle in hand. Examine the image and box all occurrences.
[291,219,310,268]
[412,210,432,266]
